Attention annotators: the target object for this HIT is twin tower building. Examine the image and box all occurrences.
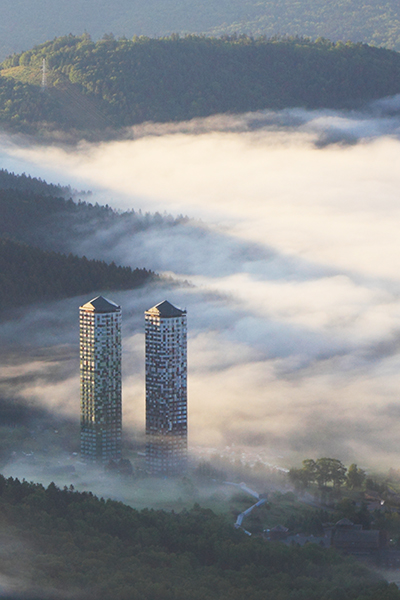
[79,296,188,475]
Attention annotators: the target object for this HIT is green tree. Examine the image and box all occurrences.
[315,458,347,489]
[288,465,314,491]
[346,463,366,490]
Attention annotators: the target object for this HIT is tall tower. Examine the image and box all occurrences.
[145,300,187,475]
[79,296,122,463]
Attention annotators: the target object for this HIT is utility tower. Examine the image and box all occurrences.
[41,58,47,90]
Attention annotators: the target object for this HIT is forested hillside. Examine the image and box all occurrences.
[0,170,181,311]
[0,475,398,600]
[0,170,186,254]
[0,0,400,61]
[0,168,86,199]
[207,0,400,50]
[2,35,400,134]
[0,238,155,311]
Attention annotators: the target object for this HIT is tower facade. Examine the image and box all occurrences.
[79,296,122,463]
[145,300,187,475]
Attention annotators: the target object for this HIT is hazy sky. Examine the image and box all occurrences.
[2,101,400,470]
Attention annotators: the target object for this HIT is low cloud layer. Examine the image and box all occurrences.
[2,101,400,471]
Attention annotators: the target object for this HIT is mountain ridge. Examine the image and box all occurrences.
[1,0,400,61]
[2,35,400,139]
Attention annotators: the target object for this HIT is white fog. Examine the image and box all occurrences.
[2,100,400,472]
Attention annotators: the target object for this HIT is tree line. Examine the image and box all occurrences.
[0,168,81,198]
[0,238,156,311]
[1,0,400,65]
[289,458,367,491]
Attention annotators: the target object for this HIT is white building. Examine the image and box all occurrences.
[145,300,187,475]
[79,296,122,463]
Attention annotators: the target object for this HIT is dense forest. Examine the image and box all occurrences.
[2,35,400,134]
[0,170,184,311]
[0,168,86,199]
[0,475,398,600]
[0,169,186,253]
[0,238,155,310]
[1,0,400,61]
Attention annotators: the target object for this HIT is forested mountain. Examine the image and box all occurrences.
[2,35,400,135]
[0,475,398,600]
[0,0,400,62]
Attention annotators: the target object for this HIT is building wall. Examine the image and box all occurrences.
[80,306,122,462]
[145,309,187,474]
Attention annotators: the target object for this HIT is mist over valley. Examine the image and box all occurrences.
[1,101,400,477]
[1,13,400,595]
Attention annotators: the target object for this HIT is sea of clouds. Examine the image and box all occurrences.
[2,98,400,471]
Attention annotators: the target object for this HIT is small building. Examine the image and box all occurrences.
[331,518,384,557]
[266,524,289,541]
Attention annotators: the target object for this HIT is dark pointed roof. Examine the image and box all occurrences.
[335,518,354,528]
[80,296,120,313]
[146,300,186,318]
[270,525,289,533]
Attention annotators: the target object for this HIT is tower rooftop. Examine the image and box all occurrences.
[80,296,120,313]
[146,300,186,318]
